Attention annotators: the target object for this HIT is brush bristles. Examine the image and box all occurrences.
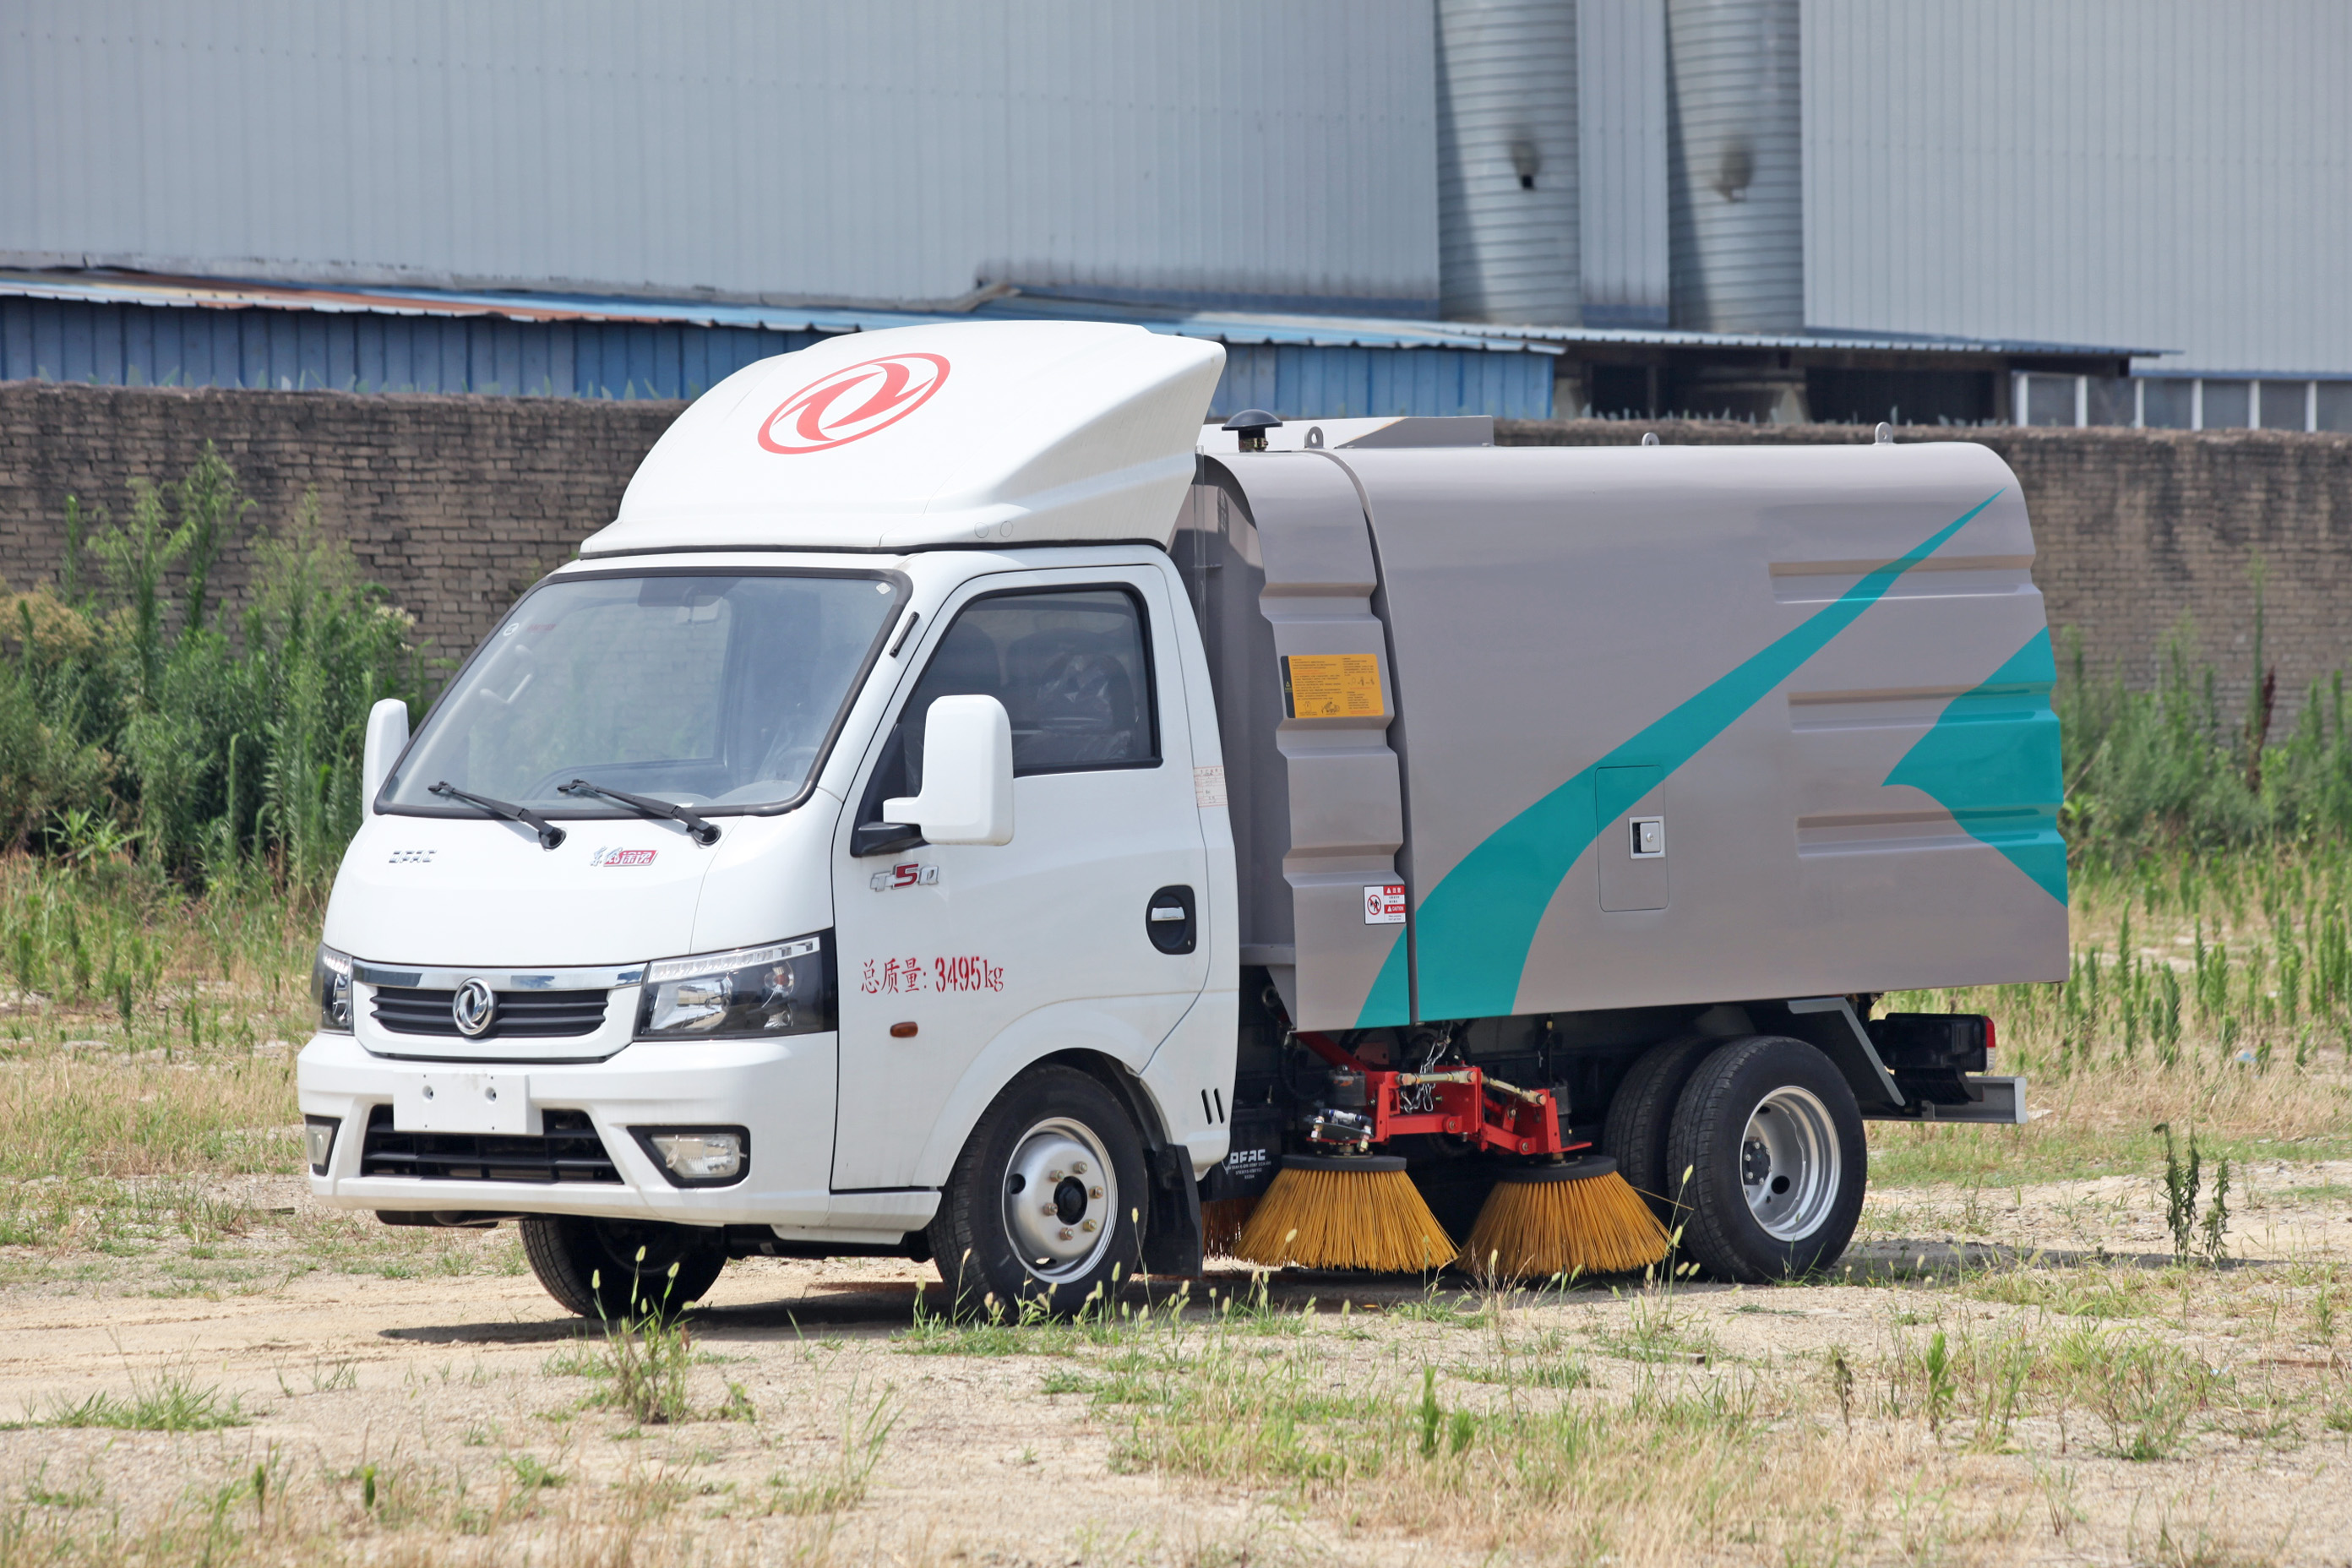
[1231,1166,1456,1272]
[1200,1196,1259,1257]
[1460,1170,1672,1279]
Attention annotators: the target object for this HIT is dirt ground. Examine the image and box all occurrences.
[0,1164,2345,1567]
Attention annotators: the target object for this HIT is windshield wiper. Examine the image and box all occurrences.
[560,779,721,847]
[429,781,567,851]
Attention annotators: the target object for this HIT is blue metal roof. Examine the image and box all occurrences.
[0,270,1559,357]
[0,269,1565,420]
[0,269,2160,361]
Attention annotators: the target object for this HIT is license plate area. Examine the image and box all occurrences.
[392,1072,535,1135]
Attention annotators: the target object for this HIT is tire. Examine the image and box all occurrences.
[1664,1035,1866,1283]
[927,1065,1148,1317]
[1600,1035,1718,1222]
[520,1215,727,1321]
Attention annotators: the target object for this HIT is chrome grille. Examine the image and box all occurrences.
[370,985,609,1039]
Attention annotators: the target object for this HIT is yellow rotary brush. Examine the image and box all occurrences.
[1199,1196,1259,1257]
[1459,1155,1671,1280]
[1232,1154,1455,1272]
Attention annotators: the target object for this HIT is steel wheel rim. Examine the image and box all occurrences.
[1001,1116,1118,1283]
[1740,1086,1840,1241]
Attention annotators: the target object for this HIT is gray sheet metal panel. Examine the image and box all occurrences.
[1173,472,1293,962]
[1666,0,1803,332]
[1435,0,1581,324]
[1336,440,2066,1026]
[1805,0,2352,378]
[1576,0,1669,328]
[0,0,1438,313]
[1176,457,1409,1032]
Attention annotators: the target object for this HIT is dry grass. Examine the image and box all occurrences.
[1873,852,2352,1189]
[0,851,2343,1563]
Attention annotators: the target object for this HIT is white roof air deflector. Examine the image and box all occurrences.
[580,321,1226,555]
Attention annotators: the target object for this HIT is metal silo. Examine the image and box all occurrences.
[1666,0,1802,335]
[1436,0,1581,324]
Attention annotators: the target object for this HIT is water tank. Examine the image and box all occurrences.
[1436,0,1581,324]
[1666,0,1801,332]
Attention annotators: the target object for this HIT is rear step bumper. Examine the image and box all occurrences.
[1859,1074,2028,1125]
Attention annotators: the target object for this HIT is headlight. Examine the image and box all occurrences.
[313,945,354,1033]
[634,934,833,1040]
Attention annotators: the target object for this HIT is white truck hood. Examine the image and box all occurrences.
[322,807,835,970]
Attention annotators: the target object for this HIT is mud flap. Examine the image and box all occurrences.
[1139,1142,1204,1278]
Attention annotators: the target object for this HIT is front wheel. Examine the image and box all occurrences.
[520,1215,727,1320]
[1664,1036,1865,1283]
[928,1065,1147,1316]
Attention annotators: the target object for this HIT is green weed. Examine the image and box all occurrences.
[26,1369,248,1432]
[766,1383,898,1515]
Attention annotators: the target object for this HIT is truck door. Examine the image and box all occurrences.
[830,567,1211,1192]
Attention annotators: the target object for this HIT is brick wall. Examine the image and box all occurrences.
[3,383,2347,719]
[1500,418,2352,719]
[0,381,681,664]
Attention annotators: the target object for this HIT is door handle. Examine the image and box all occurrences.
[1145,885,1197,955]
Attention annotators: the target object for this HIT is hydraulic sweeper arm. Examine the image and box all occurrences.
[1293,1033,1577,1157]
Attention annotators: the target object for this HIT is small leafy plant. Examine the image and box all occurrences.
[594,1251,693,1424]
[2159,1124,2202,1265]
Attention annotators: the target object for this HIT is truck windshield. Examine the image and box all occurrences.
[382,572,901,815]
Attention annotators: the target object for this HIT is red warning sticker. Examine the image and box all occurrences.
[1364,884,1407,925]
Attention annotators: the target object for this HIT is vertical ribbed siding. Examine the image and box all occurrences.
[1665,0,1802,331]
[1804,0,2352,375]
[1213,343,1554,420]
[0,297,1556,418]
[0,1,1439,313]
[0,298,815,399]
[1576,0,1669,325]
[1435,0,1581,324]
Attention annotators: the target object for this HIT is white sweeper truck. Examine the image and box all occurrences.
[297,321,2066,1315]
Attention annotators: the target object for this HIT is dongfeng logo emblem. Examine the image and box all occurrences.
[757,353,950,454]
[451,979,498,1038]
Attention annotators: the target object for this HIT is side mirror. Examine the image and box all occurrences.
[885,694,1014,846]
[362,698,410,812]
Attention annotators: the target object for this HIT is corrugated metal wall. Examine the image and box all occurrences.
[1211,342,1553,420]
[0,0,1440,313]
[1435,0,1581,324]
[0,298,812,399]
[1576,0,1669,327]
[1805,0,2352,375]
[0,298,1556,419]
[1666,0,1804,332]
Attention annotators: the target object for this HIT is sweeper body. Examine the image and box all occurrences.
[297,321,2065,1315]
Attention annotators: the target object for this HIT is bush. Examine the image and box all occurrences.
[2060,618,2352,867]
[0,447,425,886]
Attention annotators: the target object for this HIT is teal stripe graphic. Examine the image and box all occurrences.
[1361,491,2002,1026]
[1883,626,2067,905]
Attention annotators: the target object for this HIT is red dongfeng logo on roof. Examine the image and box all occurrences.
[757,353,950,454]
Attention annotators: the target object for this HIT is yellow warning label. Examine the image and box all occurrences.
[1281,654,1386,719]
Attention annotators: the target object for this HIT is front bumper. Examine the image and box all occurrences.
[298,1031,860,1230]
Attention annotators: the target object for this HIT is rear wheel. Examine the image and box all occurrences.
[1664,1036,1865,1282]
[520,1215,727,1320]
[928,1066,1147,1316]
[1600,1035,1717,1222]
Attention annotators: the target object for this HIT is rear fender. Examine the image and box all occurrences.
[1768,998,1904,1113]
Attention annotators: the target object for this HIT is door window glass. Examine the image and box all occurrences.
[864,587,1157,818]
